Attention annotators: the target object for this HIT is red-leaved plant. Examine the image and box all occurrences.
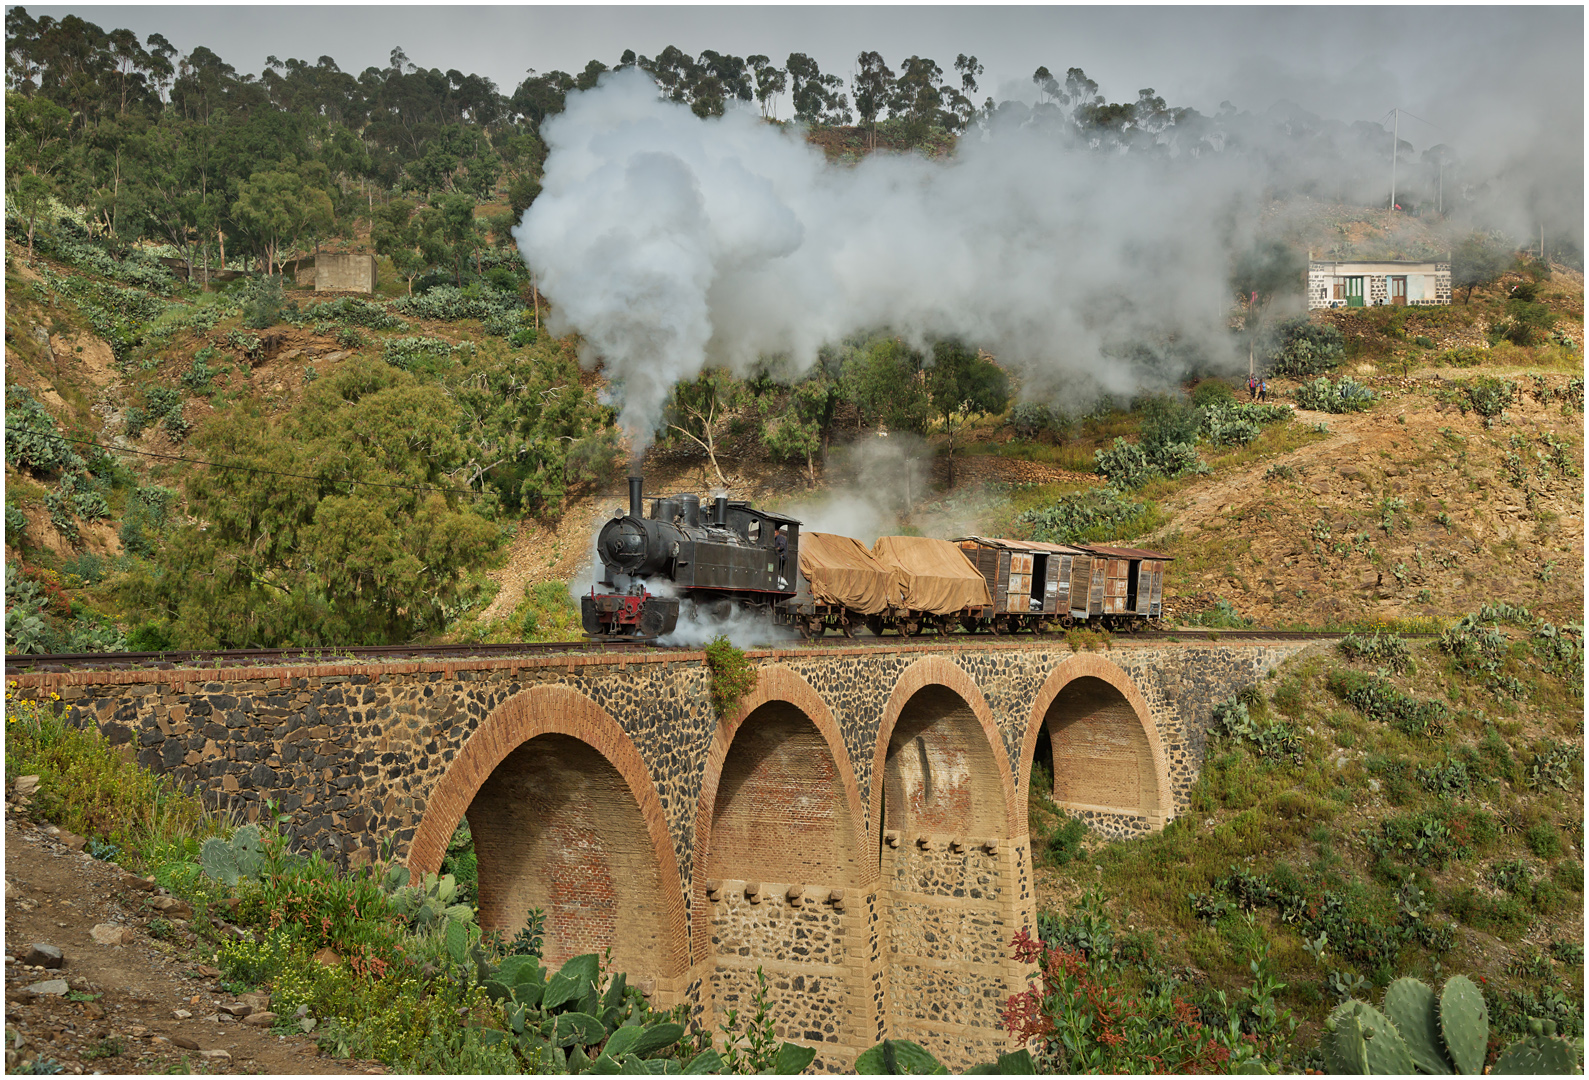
[1001,927,1289,1073]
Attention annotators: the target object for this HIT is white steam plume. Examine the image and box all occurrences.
[657,598,799,649]
[516,68,1256,452]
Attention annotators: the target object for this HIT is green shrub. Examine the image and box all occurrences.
[301,297,408,331]
[1489,299,1557,347]
[1009,401,1060,438]
[6,386,83,475]
[380,335,475,375]
[1294,376,1378,413]
[1327,670,1449,737]
[1524,822,1562,860]
[1338,631,1413,674]
[1186,598,1252,629]
[4,686,210,847]
[1017,486,1161,545]
[392,284,520,323]
[1266,318,1345,377]
[704,635,757,718]
[240,274,287,329]
[1436,346,1488,367]
[1190,378,1236,409]
[1441,376,1515,426]
[1094,436,1207,488]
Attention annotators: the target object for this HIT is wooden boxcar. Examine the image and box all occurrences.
[953,536,1091,631]
[1075,545,1171,622]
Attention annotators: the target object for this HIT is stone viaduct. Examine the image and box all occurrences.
[15,638,1307,1070]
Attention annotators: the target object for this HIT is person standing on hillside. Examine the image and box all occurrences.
[1258,378,1269,402]
[1247,374,1258,401]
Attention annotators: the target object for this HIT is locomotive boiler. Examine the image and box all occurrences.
[582,475,800,637]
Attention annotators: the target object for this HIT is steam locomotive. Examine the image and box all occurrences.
[582,475,1171,639]
[583,475,800,638]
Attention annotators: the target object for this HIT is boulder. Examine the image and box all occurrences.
[13,776,40,797]
[171,1037,199,1051]
[21,944,62,969]
[24,980,68,996]
[89,924,134,946]
[242,1011,277,1027]
[148,896,193,919]
[198,1049,231,1061]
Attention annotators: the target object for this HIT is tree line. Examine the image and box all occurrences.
[8,7,1506,290]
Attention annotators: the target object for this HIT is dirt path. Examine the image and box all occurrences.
[3,814,381,1075]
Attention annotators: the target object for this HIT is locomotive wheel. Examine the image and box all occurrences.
[639,606,671,639]
[866,614,887,637]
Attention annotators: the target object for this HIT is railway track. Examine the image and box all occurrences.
[4,626,1397,672]
[2,639,652,673]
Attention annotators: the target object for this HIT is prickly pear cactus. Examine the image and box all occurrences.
[1357,1001,1416,1075]
[384,871,475,929]
[1322,1000,1415,1075]
[1492,1034,1579,1074]
[1323,1007,1370,1074]
[1438,974,1489,1075]
[1385,977,1454,1074]
[199,824,265,886]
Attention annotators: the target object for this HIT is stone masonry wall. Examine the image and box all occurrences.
[15,639,1308,1072]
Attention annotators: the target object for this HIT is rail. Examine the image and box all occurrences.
[3,626,1425,673]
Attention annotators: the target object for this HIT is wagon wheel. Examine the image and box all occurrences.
[960,616,982,635]
[903,619,922,637]
[992,616,1011,636]
[1032,619,1049,636]
[1059,615,1076,630]
[839,615,856,639]
[865,614,887,637]
[796,619,816,641]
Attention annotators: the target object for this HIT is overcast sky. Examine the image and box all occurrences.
[18,5,1584,151]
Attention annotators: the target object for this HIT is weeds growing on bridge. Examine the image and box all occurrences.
[704,635,758,718]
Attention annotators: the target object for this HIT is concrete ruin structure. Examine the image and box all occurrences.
[1307,258,1451,310]
[313,253,378,294]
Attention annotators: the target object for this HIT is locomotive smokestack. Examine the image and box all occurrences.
[681,494,700,528]
[713,494,728,527]
[629,475,643,519]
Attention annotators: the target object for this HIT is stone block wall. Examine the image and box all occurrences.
[16,638,1311,1073]
[883,841,1023,1069]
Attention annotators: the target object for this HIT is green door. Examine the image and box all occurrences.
[1346,276,1365,307]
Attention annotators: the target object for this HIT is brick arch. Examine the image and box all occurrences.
[409,684,687,977]
[1020,655,1170,829]
[871,657,1019,844]
[689,665,869,965]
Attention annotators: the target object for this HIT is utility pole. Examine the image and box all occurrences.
[1388,107,1400,220]
[1437,156,1443,215]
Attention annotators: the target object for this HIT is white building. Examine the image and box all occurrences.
[1307,258,1451,310]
